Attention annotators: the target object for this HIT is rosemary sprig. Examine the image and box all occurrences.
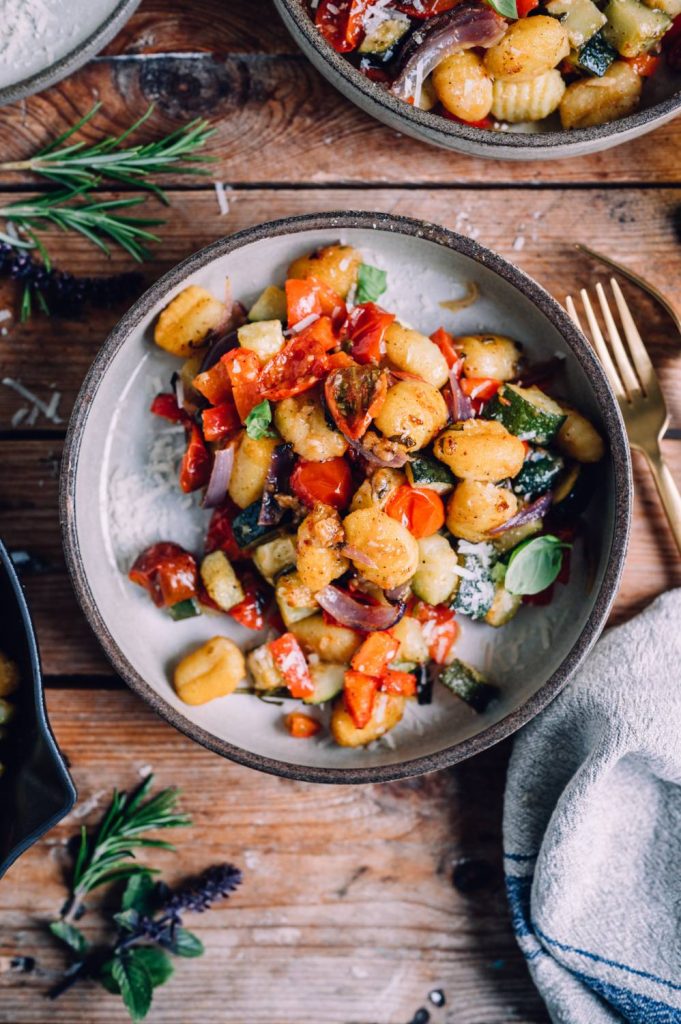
[0,103,215,201]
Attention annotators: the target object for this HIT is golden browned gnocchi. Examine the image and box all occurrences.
[274,388,347,461]
[350,468,406,512]
[459,335,521,381]
[287,244,361,298]
[296,504,349,592]
[446,480,519,542]
[174,637,245,705]
[560,61,642,129]
[484,16,570,82]
[373,380,448,451]
[432,52,493,123]
[385,322,449,390]
[491,70,566,124]
[331,692,406,748]
[290,615,362,663]
[556,405,606,462]
[343,507,419,589]
[154,285,227,358]
[434,420,526,482]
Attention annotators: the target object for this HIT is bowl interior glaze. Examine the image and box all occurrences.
[62,213,631,783]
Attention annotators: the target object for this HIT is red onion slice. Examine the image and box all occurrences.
[341,545,377,569]
[258,443,295,527]
[488,492,553,536]
[199,327,240,373]
[202,444,236,509]
[448,365,474,421]
[316,586,406,632]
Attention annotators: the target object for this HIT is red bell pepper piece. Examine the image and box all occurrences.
[459,377,502,402]
[268,633,315,699]
[327,351,356,370]
[380,669,417,697]
[221,348,261,421]
[293,314,338,352]
[625,53,661,76]
[150,392,189,424]
[290,457,353,510]
[285,712,322,738]
[286,277,345,328]
[439,109,494,129]
[351,631,400,677]
[346,303,395,365]
[193,362,232,406]
[516,0,540,15]
[229,569,269,631]
[205,499,242,562]
[430,327,461,369]
[129,542,198,608]
[413,602,460,665]
[179,423,211,494]
[343,670,380,729]
[202,398,241,442]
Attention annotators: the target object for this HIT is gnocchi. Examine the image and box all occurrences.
[484,17,570,82]
[331,692,406,748]
[154,285,227,358]
[433,420,526,482]
[288,244,361,298]
[432,52,493,123]
[560,61,642,129]
[174,637,245,705]
[459,334,521,381]
[274,388,347,461]
[385,322,449,390]
[373,380,448,451]
[296,504,349,592]
[446,480,519,542]
[491,69,566,124]
[343,507,419,590]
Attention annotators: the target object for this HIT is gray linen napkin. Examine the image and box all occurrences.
[503,589,681,1024]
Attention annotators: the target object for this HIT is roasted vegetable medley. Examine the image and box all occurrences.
[307,0,681,130]
[129,242,605,748]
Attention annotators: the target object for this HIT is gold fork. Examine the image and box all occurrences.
[565,278,681,556]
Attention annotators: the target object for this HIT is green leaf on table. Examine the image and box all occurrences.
[505,534,570,595]
[122,871,156,915]
[356,264,388,305]
[111,952,154,1021]
[245,400,275,440]
[131,948,174,988]
[168,927,205,958]
[49,920,89,955]
[485,0,518,17]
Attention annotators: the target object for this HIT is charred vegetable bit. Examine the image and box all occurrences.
[130,242,603,750]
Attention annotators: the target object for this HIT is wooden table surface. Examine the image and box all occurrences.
[0,3,680,1022]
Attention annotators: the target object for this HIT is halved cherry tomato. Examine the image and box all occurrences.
[351,631,400,677]
[229,569,270,631]
[625,53,661,76]
[459,377,501,402]
[193,362,232,406]
[346,302,395,364]
[269,633,315,698]
[315,0,371,52]
[259,334,329,402]
[150,392,189,424]
[290,457,353,510]
[179,423,211,494]
[343,670,379,729]
[413,602,459,664]
[516,0,539,16]
[202,398,241,442]
[129,542,198,608]
[221,349,261,421]
[285,712,322,738]
[394,0,458,16]
[385,485,445,538]
[430,327,461,369]
[380,669,417,697]
[205,500,242,562]
[324,364,388,440]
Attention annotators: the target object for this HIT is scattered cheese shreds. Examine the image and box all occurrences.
[1,377,63,424]
[214,181,230,216]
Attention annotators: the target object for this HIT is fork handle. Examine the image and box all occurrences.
[641,447,681,557]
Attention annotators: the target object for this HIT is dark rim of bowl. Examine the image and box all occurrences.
[0,541,76,876]
[60,211,632,784]
[0,0,141,107]
[274,0,681,152]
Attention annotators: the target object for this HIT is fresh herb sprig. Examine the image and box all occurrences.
[43,776,242,1022]
[0,104,215,201]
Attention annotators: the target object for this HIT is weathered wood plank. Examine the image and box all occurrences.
[0,55,678,185]
[1,437,679,676]
[1,187,679,431]
[0,689,549,1024]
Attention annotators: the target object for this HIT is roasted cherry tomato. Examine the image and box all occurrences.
[459,377,502,402]
[385,485,445,538]
[205,500,243,562]
[394,0,459,16]
[229,569,270,631]
[343,670,379,729]
[269,632,315,698]
[413,602,459,664]
[380,669,417,697]
[290,457,353,510]
[259,334,329,402]
[179,423,211,494]
[315,0,371,52]
[193,362,232,406]
[150,392,189,424]
[221,348,262,421]
[285,712,322,738]
[129,542,198,608]
[430,327,461,369]
[324,364,388,440]
[201,398,241,442]
[346,302,395,364]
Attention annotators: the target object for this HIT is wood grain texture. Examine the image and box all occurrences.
[0,689,549,1024]
[1,187,680,430]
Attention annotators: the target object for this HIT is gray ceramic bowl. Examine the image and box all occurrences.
[0,542,76,878]
[274,0,681,160]
[61,212,631,783]
[0,0,141,107]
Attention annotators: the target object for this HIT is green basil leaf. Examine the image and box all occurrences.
[49,920,89,955]
[167,927,204,958]
[245,399,275,440]
[99,958,121,995]
[129,947,174,988]
[486,0,518,17]
[505,534,569,596]
[356,264,388,304]
[111,952,153,1022]
[114,908,141,932]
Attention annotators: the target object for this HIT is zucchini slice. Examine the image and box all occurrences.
[275,572,318,629]
[513,447,565,500]
[484,586,523,627]
[252,535,297,584]
[602,0,670,55]
[438,660,499,713]
[547,0,607,46]
[303,663,346,705]
[358,16,410,57]
[450,542,497,620]
[406,452,456,495]
[200,551,244,612]
[483,384,566,445]
[412,534,461,606]
[237,319,285,364]
[248,285,287,323]
[576,30,618,74]
[232,501,283,550]
[491,518,543,555]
